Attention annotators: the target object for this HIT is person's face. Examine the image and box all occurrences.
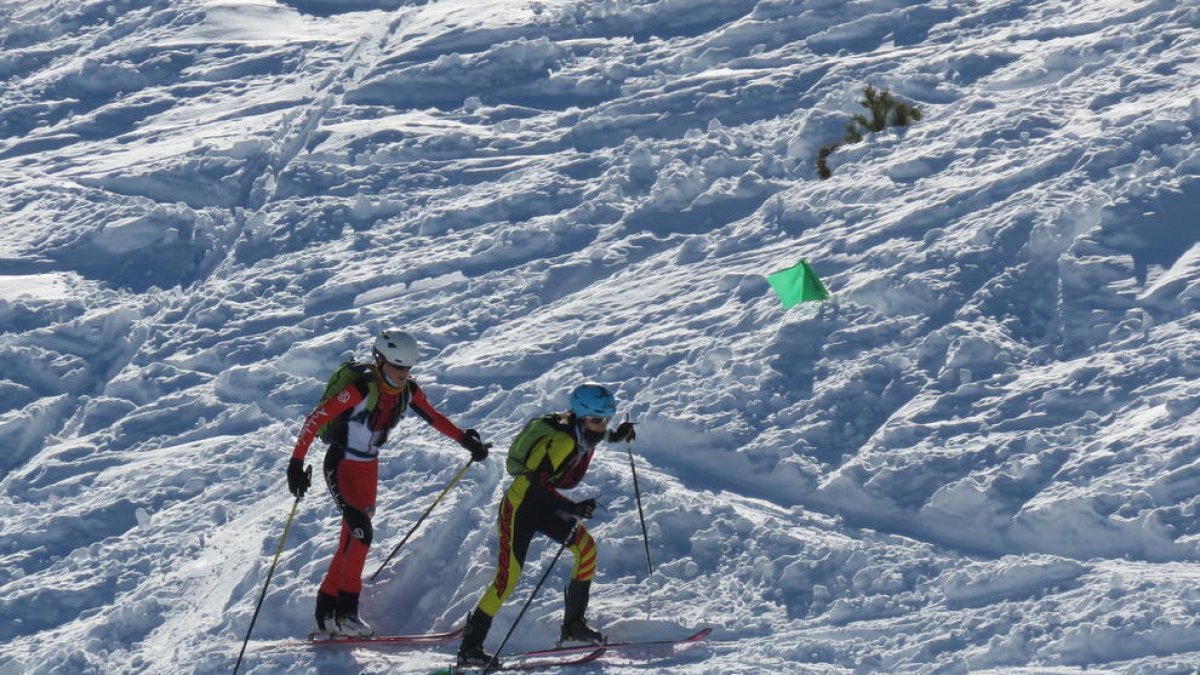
[382,361,412,383]
[581,416,610,431]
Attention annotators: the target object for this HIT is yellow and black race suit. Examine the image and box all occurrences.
[476,414,598,617]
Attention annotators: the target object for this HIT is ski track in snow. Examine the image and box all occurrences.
[1,0,1199,673]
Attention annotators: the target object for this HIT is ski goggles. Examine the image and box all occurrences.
[581,416,610,427]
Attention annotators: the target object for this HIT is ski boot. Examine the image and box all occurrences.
[457,608,501,670]
[334,613,373,637]
[333,591,374,637]
[313,591,338,635]
[559,617,604,645]
[558,579,605,646]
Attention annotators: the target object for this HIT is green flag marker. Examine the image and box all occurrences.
[766,260,829,308]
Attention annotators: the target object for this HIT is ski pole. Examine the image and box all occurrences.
[370,459,473,581]
[233,469,308,675]
[624,415,653,577]
[485,518,583,672]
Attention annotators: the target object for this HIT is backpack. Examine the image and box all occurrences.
[316,361,377,444]
[506,413,571,476]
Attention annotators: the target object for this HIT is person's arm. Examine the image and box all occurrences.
[291,383,364,461]
[407,381,466,442]
[408,381,489,460]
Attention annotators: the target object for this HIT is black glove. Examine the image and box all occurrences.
[572,498,597,519]
[609,421,637,443]
[287,458,312,498]
[462,428,490,462]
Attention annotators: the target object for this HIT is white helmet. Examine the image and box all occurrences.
[373,330,420,367]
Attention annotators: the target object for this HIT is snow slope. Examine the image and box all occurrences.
[1,0,1198,673]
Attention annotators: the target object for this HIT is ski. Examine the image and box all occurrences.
[512,626,712,659]
[443,628,710,672]
[261,623,466,650]
[430,647,605,674]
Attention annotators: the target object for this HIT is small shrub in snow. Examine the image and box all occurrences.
[817,85,923,179]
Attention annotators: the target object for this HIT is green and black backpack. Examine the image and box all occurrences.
[506,412,571,476]
[315,360,411,444]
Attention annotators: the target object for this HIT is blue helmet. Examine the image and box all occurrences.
[570,383,617,418]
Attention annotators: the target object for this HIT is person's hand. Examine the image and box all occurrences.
[609,421,637,443]
[572,498,597,519]
[287,458,312,498]
[462,428,490,462]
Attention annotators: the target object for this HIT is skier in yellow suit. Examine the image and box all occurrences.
[456,383,636,668]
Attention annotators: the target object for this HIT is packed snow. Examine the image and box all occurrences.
[1,0,1198,673]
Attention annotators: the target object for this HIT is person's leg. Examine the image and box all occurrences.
[542,518,602,644]
[459,493,536,664]
[567,525,597,584]
[313,447,345,632]
[318,455,378,635]
[479,495,536,612]
[564,525,597,626]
